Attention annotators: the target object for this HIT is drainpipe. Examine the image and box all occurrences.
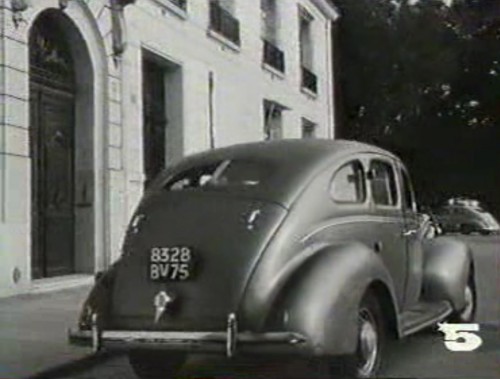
[325,19,335,139]
[0,5,6,222]
[208,71,216,149]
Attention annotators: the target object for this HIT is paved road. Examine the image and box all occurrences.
[54,235,499,378]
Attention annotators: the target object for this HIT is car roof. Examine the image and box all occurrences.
[157,139,398,207]
[174,139,397,169]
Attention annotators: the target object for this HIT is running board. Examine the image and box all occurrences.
[400,300,453,337]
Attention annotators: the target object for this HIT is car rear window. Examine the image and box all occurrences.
[164,160,273,191]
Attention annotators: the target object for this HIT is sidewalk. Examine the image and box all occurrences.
[0,285,93,378]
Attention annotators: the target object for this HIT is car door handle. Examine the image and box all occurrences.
[244,209,261,230]
[402,229,418,237]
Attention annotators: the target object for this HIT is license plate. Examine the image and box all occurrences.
[149,247,195,281]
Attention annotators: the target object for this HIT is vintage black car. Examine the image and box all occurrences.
[70,140,476,378]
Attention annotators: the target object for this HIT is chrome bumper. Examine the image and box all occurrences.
[68,314,308,357]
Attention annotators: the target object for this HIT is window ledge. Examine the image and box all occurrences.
[373,204,400,210]
[207,29,241,53]
[301,86,318,100]
[262,63,285,80]
[153,0,188,20]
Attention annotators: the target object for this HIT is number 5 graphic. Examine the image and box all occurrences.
[437,323,483,352]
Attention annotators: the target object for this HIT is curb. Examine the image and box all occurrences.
[24,351,122,379]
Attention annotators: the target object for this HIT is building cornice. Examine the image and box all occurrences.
[311,0,340,21]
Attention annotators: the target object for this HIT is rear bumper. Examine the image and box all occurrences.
[68,329,308,356]
[69,312,309,356]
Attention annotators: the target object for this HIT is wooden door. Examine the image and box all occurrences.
[30,13,76,278]
[31,85,75,278]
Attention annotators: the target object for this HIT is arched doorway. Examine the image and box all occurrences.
[30,11,77,278]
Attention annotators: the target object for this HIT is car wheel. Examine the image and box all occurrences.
[128,350,185,379]
[451,277,477,323]
[329,293,386,378]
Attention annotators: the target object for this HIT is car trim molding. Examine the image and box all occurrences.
[301,215,403,243]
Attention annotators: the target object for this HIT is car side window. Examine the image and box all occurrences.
[330,161,366,203]
[369,160,398,206]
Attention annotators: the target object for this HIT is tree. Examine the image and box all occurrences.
[335,0,500,214]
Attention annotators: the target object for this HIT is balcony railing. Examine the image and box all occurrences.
[301,66,317,94]
[168,0,187,11]
[209,1,241,46]
[263,39,285,73]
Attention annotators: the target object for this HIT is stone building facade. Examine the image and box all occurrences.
[0,0,338,297]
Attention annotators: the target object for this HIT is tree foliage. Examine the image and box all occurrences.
[335,0,500,212]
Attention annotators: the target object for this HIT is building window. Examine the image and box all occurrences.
[167,0,187,11]
[261,0,278,43]
[261,0,285,73]
[302,118,317,138]
[299,6,317,93]
[263,100,284,140]
[209,0,240,45]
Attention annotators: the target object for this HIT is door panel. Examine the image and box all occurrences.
[374,211,407,307]
[31,85,75,278]
[30,12,76,279]
[42,91,75,276]
[399,166,425,308]
[367,157,408,308]
[402,212,425,308]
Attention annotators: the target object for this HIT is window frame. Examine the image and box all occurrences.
[298,6,314,68]
[329,160,367,205]
[400,165,417,213]
[368,158,400,209]
[208,0,241,48]
[166,0,188,12]
[261,0,279,43]
[298,4,317,96]
[263,99,286,140]
[301,117,317,139]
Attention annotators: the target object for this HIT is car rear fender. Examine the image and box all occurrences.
[267,242,401,356]
[422,237,473,311]
[78,261,122,330]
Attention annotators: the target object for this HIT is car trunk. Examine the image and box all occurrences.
[111,190,287,331]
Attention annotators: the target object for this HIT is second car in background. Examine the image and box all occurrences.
[433,198,500,235]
